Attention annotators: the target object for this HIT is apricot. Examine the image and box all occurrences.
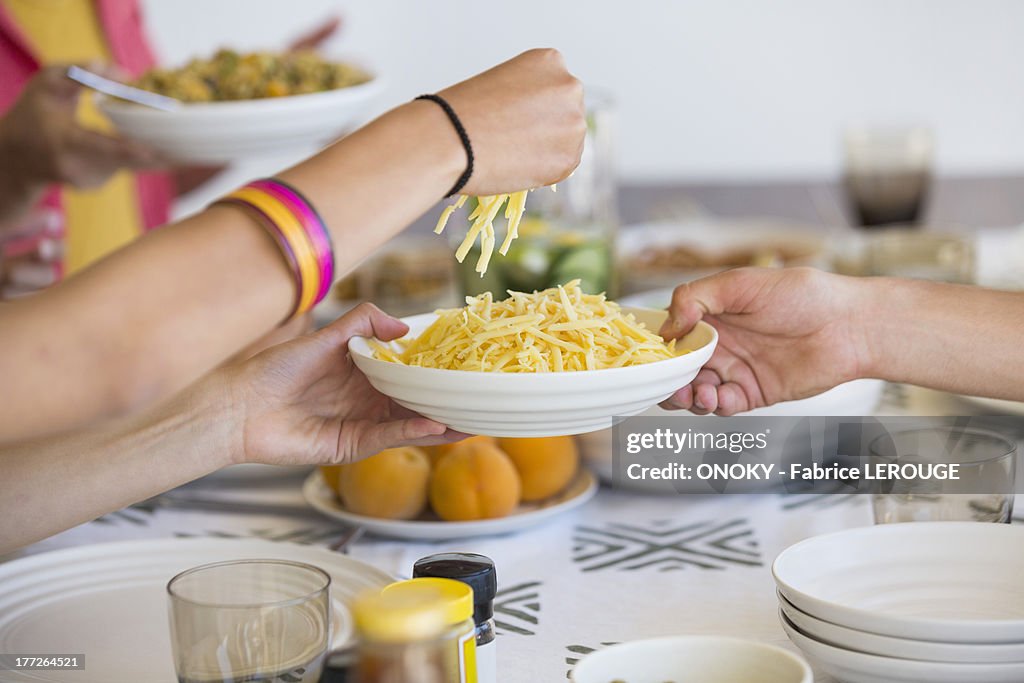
[431,436,497,464]
[497,437,579,502]
[429,440,521,521]
[336,447,431,520]
[319,465,343,494]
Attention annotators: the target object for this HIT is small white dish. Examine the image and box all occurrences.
[303,468,598,540]
[773,522,1024,643]
[570,635,812,683]
[0,538,392,682]
[98,74,384,163]
[349,307,717,437]
[782,611,1024,683]
[779,592,1024,664]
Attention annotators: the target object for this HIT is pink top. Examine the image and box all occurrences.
[0,0,173,232]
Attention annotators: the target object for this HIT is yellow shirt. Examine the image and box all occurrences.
[4,0,143,273]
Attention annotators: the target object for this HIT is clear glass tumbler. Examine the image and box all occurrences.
[843,125,934,228]
[167,560,331,683]
[870,427,1017,524]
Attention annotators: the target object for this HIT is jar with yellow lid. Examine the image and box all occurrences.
[380,578,477,683]
[352,582,448,683]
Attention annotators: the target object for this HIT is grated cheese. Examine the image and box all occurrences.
[434,188,548,276]
[371,280,689,373]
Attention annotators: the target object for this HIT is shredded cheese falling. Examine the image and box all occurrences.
[433,189,535,276]
[371,280,688,373]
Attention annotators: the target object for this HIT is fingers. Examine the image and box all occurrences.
[660,367,719,411]
[34,64,84,102]
[320,302,409,348]
[354,417,448,459]
[71,128,164,167]
[287,16,342,52]
[56,129,165,187]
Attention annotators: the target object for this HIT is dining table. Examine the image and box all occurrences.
[8,175,1024,681]
[11,381,1021,683]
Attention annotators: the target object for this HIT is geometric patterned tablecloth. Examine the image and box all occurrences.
[9,385,1020,682]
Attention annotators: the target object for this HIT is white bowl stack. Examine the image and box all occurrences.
[772,522,1024,683]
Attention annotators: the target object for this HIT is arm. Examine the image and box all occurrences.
[0,49,585,441]
[660,267,1024,415]
[0,303,460,554]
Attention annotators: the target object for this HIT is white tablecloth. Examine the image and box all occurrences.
[11,386,1021,682]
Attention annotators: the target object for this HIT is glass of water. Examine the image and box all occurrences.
[168,560,331,683]
[870,427,1017,524]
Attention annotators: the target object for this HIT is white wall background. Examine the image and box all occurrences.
[141,0,1024,183]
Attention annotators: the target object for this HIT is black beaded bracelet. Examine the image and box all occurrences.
[415,93,474,198]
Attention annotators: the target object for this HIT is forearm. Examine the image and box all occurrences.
[0,378,235,554]
[860,277,1024,398]
[0,101,461,440]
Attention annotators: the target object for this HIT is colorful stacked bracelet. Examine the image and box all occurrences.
[215,178,335,321]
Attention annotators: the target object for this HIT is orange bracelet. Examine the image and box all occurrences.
[226,187,322,316]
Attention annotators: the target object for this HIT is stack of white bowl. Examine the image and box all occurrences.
[772,522,1024,683]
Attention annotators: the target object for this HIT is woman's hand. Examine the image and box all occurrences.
[0,65,164,192]
[660,268,874,415]
[438,48,586,195]
[222,303,462,466]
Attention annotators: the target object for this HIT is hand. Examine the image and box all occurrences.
[0,65,164,193]
[287,16,341,52]
[659,267,874,415]
[222,302,462,466]
[439,48,586,195]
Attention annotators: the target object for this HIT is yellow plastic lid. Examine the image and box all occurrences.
[352,585,448,644]
[381,577,474,625]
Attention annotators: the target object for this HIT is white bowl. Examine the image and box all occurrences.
[782,611,1024,683]
[349,307,717,437]
[98,76,385,163]
[773,522,1024,643]
[779,592,1024,664]
[570,635,812,683]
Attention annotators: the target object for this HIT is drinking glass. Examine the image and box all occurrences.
[870,427,1017,524]
[168,560,331,683]
[843,125,934,228]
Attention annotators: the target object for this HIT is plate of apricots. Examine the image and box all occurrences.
[303,435,598,540]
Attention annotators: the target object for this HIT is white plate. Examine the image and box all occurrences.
[0,538,392,682]
[349,307,717,437]
[197,463,313,484]
[779,592,1024,663]
[303,468,598,540]
[617,220,827,294]
[773,522,1024,643]
[570,635,812,683]
[98,76,384,163]
[958,395,1024,416]
[782,611,1024,683]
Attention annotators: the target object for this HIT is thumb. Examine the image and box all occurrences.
[317,302,409,349]
[659,268,768,340]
